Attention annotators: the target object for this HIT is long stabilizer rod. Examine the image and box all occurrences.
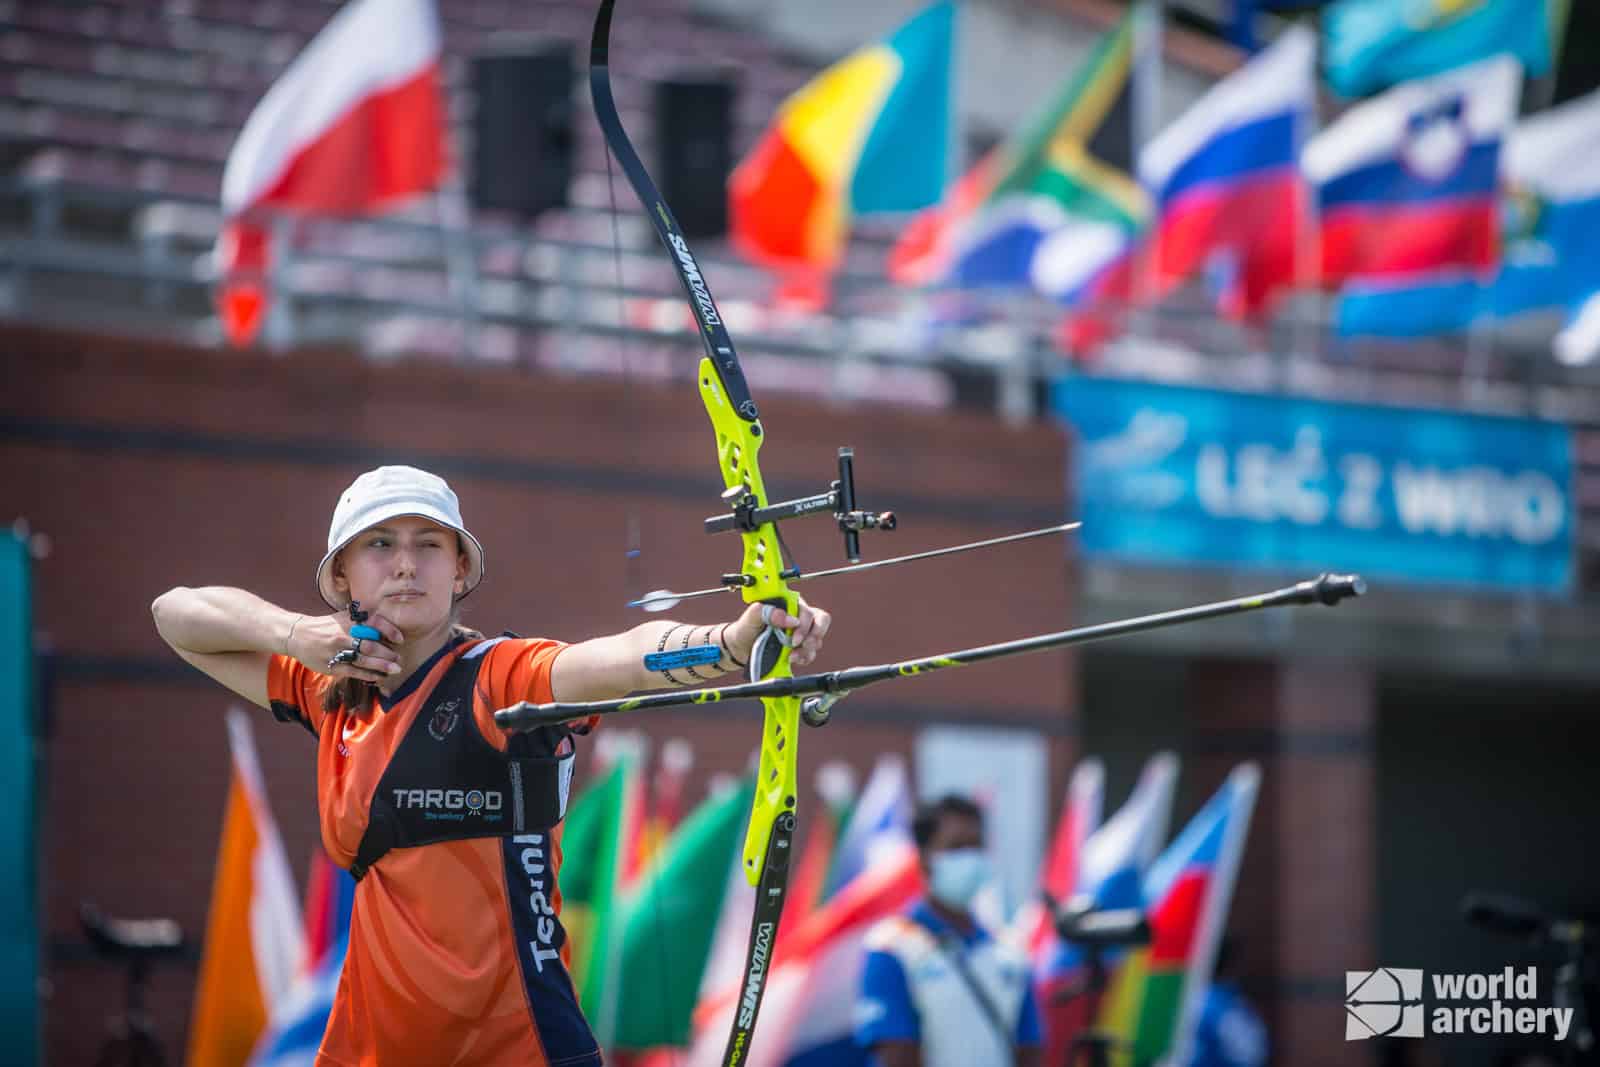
[497,572,1366,732]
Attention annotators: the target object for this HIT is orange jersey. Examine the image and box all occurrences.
[268,635,602,1067]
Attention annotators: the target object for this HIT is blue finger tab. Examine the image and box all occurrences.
[643,645,724,672]
[350,624,382,642]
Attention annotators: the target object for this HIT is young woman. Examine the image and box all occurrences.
[152,464,831,1067]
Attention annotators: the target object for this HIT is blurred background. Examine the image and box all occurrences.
[2,0,1599,1065]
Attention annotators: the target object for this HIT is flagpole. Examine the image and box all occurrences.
[435,181,480,360]
[1132,0,1163,340]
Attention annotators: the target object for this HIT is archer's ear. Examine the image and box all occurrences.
[331,553,350,596]
[455,550,469,594]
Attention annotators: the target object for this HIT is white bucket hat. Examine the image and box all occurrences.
[315,465,485,609]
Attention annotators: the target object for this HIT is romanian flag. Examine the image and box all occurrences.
[186,711,304,1067]
[729,1,954,272]
[1098,764,1261,1066]
[892,8,1151,297]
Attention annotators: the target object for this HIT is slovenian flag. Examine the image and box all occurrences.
[889,8,1151,298]
[729,2,953,273]
[216,0,448,347]
[1097,764,1261,1067]
[1304,54,1521,336]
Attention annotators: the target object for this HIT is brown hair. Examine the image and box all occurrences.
[321,621,485,714]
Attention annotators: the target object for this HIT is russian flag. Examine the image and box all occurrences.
[1305,54,1520,295]
[1135,25,1316,318]
[216,0,448,346]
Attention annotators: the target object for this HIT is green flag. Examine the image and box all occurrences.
[559,751,639,1028]
[611,777,755,1049]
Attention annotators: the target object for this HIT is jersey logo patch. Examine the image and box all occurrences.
[428,699,462,741]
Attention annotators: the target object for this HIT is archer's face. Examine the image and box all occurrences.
[332,515,469,634]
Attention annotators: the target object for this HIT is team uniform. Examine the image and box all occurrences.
[267,632,601,1067]
[855,900,1042,1067]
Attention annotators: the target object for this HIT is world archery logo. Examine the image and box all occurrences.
[1346,968,1426,1039]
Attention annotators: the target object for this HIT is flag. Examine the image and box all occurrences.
[560,745,643,1040]
[247,938,348,1067]
[1014,757,1106,959]
[1061,25,1316,351]
[297,851,356,978]
[781,761,858,942]
[216,0,448,346]
[1097,764,1261,1066]
[1323,0,1562,99]
[1305,54,1520,336]
[248,855,357,1067]
[821,755,914,899]
[1496,89,1600,364]
[626,738,694,884]
[892,9,1151,297]
[186,710,304,1067]
[679,842,925,1067]
[1137,25,1316,317]
[1036,752,1177,1067]
[729,1,953,272]
[610,776,755,1050]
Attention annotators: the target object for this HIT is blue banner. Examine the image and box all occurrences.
[1053,378,1573,593]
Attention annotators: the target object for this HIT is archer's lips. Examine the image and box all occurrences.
[386,590,426,600]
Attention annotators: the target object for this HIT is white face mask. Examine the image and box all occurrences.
[927,848,989,909]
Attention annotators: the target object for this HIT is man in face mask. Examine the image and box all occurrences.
[854,794,1042,1067]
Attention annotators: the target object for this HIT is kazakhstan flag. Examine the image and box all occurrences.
[1323,0,1565,99]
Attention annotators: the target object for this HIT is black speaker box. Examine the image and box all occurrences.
[654,76,736,239]
[471,45,575,220]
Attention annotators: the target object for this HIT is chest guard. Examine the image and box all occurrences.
[350,640,575,881]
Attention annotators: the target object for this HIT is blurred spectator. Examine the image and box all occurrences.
[855,793,1043,1067]
[1187,937,1267,1067]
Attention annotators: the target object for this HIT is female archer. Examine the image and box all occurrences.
[152,464,831,1066]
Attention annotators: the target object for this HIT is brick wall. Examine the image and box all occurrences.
[1,323,1079,1063]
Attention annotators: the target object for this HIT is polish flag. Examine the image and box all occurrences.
[216,0,448,346]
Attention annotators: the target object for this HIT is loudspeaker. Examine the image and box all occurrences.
[654,76,736,239]
[471,45,574,220]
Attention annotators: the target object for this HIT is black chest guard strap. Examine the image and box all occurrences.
[350,640,574,881]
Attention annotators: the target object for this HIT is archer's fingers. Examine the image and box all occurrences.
[334,652,399,682]
[351,634,401,668]
[364,613,405,646]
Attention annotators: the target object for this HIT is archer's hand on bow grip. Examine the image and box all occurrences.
[725,597,831,670]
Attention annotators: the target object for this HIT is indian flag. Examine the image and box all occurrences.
[185,710,304,1067]
[1098,763,1260,1065]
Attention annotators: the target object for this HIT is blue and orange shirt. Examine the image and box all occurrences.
[268,634,600,1067]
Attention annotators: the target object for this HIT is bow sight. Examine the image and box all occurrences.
[704,447,896,588]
